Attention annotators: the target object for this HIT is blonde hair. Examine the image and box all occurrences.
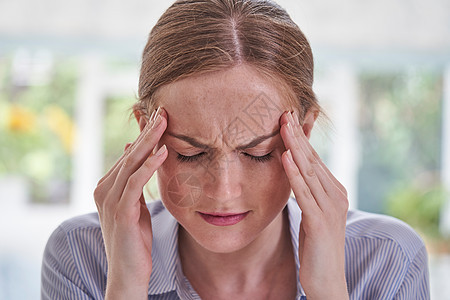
[135,0,320,120]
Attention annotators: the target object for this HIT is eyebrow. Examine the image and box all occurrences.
[167,129,280,150]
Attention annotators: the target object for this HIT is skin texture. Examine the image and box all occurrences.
[155,65,293,255]
[94,64,349,299]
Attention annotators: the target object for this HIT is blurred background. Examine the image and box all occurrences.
[0,0,449,298]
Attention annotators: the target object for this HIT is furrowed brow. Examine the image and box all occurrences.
[235,129,279,150]
[167,129,279,150]
[167,132,211,149]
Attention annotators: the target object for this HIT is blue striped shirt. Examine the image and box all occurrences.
[41,198,430,299]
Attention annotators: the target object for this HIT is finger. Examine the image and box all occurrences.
[284,111,349,214]
[298,222,306,265]
[282,111,346,198]
[97,108,160,187]
[123,143,132,152]
[117,145,168,218]
[282,149,321,215]
[110,114,167,203]
[292,111,346,196]
[139,195,153,251]
[281,120,328,208]
[307,143,347,197]
[99,106,165,193]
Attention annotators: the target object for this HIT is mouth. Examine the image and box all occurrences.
[198,211,250,226]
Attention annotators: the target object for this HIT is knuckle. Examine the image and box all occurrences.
[113,207,137,225]
[307,153,319,165]
[97,176,106,186]
[306,168,316,178]
[301,187,312,200]
[126,142,136,154]
[292,168,303,181]
[126,175,140,189]
[113,210,126,224]
[312,148,321,161]
[339,196,349,212]
[93,185,105,202]
[123,155,137,168]
[124,142,133,152]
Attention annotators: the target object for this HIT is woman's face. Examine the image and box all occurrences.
[155,64,293,253]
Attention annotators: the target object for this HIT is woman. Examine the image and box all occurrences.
[41,0,430,299]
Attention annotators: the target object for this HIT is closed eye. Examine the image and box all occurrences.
[176,152,206,163]
[243,152,273,163]
[176,151,273,163]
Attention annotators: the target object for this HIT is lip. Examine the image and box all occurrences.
[198,211,250,226]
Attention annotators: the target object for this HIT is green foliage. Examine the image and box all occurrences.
[0,54,77,203]
[103,95,139,172]
[0,53,143,204]
[102,94,161,201]
[358,68,442,214]
[386,183,446,238]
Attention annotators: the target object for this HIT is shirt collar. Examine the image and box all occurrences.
[148,198,305,297]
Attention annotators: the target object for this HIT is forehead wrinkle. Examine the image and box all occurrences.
[235,129,280,150]
[167,129,279,151]
[166,132,213,149]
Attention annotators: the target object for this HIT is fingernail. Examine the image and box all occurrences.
[155,106,162,117]
[286,149,294,163]
[152,107,161,121]
[155,144,167,157]
[286,122,294,135]
[152,115,162,129]
[149,108,157,122]
[289,111,295,124]
[124,143,132,152]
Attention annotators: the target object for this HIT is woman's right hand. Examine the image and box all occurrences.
[94,107,168,299]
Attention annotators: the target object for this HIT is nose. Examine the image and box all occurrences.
[202,153,242,203]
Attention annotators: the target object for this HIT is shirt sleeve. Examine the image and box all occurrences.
[394,245,430,300]
[41,225,95,300]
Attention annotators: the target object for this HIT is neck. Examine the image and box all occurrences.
[178,208,295,298]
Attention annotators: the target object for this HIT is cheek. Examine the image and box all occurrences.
[253,155,291,205]
[245,152,290,191]
[157,152,204,208]
[157,147,291,209]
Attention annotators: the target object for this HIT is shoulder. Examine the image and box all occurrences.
[49,200,170,244]
[345,210,426,262]
[41,201,179,298]
[44,211,104,263]
[344,211,430,298]
[42,201,176,299]
[42,212,104,298]
[55,211,101,235]
[45,200,178,270]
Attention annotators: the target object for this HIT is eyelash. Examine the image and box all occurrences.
[176,152,273,163]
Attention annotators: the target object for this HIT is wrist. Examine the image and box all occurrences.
[105,279,149,300]
[303,274,348,300]
[105,270,150,300]
[305,284,348,300]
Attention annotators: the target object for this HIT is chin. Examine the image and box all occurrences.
[183,224,258,254]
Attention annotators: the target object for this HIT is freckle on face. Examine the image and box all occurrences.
[155,64,293,253]
[166,172,202,207]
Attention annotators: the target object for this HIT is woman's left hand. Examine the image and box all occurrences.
[280,111,349,299]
